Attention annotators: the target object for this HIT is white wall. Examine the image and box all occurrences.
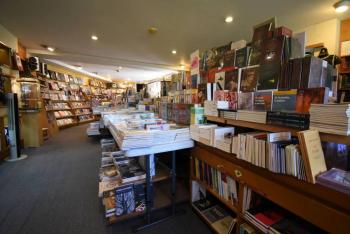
[0,24,17,51]
[295,18,340,55]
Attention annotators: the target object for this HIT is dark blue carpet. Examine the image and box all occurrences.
[0,124,211,234]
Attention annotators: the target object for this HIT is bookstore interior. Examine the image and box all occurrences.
[1,1,350,234]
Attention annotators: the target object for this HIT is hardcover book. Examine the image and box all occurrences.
[248,46,261,66]
[297,130,327,184]
[223,50,235,68]
[215,71,225,91]
[253,91,273,111]
[240,66,259,92]
[235,47,250,68]
[296,87,329,113]
[291,58,303,89]
[238,92,254,110]
[300,56,323,88]
[191,74,199,89]
[257,36,286,90]
[227,91,238,110]
[272,90,297,112]
[214,90,226,101]
[224,69,241,92]
[198,83,208,104]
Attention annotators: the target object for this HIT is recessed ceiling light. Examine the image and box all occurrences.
[75,65,83,70]
[180,64,185,69]
[172,50,177,54]
[225,16,234,23]
[334,0,350,12]
[148,27,158,34]
[47,46,55,52]
[91,35,98,40]
[118,66,123,70]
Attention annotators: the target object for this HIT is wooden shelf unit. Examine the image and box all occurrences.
[206,115,350,145]
[191,141,350,233]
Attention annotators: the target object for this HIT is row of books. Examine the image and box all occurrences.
[242,186,326,233]
[86,121,100,136]
[234,132,307,180]
[56,118,75,127]
[194,157,238,205]
[54,110,74,118]
[191,181,237,234]
[48,70,84,85]
[190,123,327,184]
[208,87,328,114]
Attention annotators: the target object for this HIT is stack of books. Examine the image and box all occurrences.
[204,100,219,117]
[222,110,237,120]
[86,121,100,136]
[316,168,350,196]
[237,110,267,124]
[309,104,350,135]
[213,127,235,153]
[190,124,217,142]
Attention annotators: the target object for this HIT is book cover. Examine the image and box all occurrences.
[238,92,254,110]
[300,56,323,88]
[214,90,226,101]
[223,50,235,68]
[191,74,199,89]
[215,71,225,90]
[226,91,238,110]
[296,87,329,113]
[240,66,259,92]
[253,91,273,111]
[290,58,303,89]
[198,83,208,104]
[248,46,261,66]
[235,47,250,68]
[297,130,327,184]
[316,168,350,195]
[224,69,241,92]
[257,36,285,90]
[272,90,297,112]
[191,50,200,75]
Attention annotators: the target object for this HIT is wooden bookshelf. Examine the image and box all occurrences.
[206,115,350,145]
[191,142,350,233]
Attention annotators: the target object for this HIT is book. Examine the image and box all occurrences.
[115,184,135,216]
[118,159,146,184]
[238,92,254,110]
[316,168,350,196]
[191,106,205,124]
[235,47,250,68]
[300,56,323,88]
[240,66,259,92]
[197,83,207,104]
[253,91,272,111]
[272,90,297,112]
[223,50,235,67]
[297,130,327,184]
[191,74,199,89]
[224,69,241,92]
[215,71,225,90]
[227,91,238,110]
[257,36,286,90]
[295,87,329,113]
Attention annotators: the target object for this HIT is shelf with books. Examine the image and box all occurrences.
[56,115,75,119]
[206,115,350,146]
[192,143,350,233]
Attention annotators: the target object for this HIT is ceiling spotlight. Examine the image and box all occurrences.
[91,35,98,40]
[172,50,177,54]
[118,66,123,70]
[47,46,55,52]
[225,16,234,23]
[334,0,350,12]
[180,64,185,69]
[75,65,83,70]
[148,27,158,34]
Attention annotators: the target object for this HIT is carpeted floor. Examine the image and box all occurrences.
[0,124,211,234]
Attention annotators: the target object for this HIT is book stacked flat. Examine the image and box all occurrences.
[222,110,237,120]
[204,100,219,117]
[86,121,100,136]
[213,127,235,153]
[316,168,350,196]
[190,124,218,142]
[309,104,350,136]
[237,110,267,124]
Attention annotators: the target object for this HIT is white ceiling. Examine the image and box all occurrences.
[0,0,349,81]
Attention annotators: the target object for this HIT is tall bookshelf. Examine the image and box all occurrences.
[190,115,350,233]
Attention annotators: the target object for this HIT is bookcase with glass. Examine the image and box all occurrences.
[185,17,350,233]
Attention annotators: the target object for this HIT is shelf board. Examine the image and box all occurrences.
[206,115,350,145]
[78,119,96,124]
[58,122,77,129]
[192,177,238,213]
[56,115,75,119]
[71,107,91,110]
[52,108,71,111]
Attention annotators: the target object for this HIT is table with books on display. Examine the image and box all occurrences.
[99,110,194,231]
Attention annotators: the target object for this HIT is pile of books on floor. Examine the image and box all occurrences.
[86,122,100,136]
[235,131,307,181]
[191,181,237,234]
[242,186,326,233]
[237,110,267,124]
[309,104,350,135]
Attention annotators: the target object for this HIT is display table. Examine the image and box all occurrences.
[103,113,194,231]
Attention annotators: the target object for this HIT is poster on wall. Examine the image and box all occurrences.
[190,50,200,76]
